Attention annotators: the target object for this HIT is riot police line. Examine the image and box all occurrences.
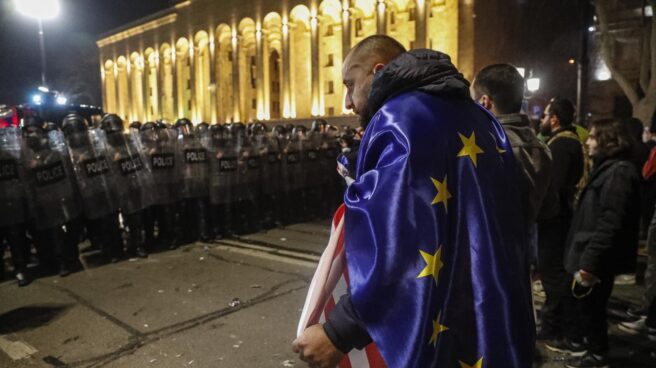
[1,113,360,287]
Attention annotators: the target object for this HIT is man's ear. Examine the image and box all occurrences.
[479,95,493,111]
[372,63,385,74]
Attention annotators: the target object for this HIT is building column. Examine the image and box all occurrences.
[189,41,197,122]
[310,15,320,116]
[100,60,107,114]
[282,21,291,119]
[231,33,241,122]
[414,0,428,48]
[376,0,386,35]
[341,2,351,56]
[209,31,218,124]
[171,43,178,120]
[256,27,265,121]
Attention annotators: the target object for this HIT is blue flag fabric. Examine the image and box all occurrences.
[344,91,535,367]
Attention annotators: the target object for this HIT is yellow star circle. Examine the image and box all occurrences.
[457,132,485,167]
[417,246,444,285]
[431,176,452,212]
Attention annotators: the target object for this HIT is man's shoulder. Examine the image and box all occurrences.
[378,91,487,128]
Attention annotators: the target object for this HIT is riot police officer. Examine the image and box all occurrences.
[62,113,122,263]
[140,121,180,249]
[22,116,83,276]
[100,114,154,258]
[207,123,237,237]
[0,126,30,286]
[174,118,211,243]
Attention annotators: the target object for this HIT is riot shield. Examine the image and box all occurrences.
[0,127,27,227]
[65,129,119,220]
[106,130,155,214]
[208,126,235,207]
[176,128,209,199]
[140,127,181,205]
[23,130,81,230]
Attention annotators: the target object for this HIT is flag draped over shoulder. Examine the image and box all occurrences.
[343,91,535,367]
[297,204,386,367]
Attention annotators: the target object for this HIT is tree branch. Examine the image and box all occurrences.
[595,0,639,105]
[640,21,650,93]
[648,0,656,94]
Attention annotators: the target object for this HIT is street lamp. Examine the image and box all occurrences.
[526,77,541,93]
[14,0,60,87]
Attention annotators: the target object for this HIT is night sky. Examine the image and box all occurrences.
[0,0,585,110]
[0,0,172,106]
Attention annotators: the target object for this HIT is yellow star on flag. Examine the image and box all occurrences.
[457,132,485,167]
[459,357,484,368]
[417,246,444,285]
[430,176,452,211]
[429,311,449,346]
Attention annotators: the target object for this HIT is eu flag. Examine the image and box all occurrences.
[344,91,535,367]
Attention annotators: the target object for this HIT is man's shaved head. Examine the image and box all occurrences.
[345,35,407,67]
[343,35,406,127]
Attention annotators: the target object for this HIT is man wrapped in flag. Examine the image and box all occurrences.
[293,35,535,368]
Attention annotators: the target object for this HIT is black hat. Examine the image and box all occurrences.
[140,121,157,131]
[61,113,89,136]
[22,116,45,130]
[100,114,124,134]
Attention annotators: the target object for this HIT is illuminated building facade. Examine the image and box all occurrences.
[97,0,494,125]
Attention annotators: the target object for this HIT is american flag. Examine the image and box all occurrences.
[297,204,386,368]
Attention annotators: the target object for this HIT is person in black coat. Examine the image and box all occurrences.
[561,118,640,368]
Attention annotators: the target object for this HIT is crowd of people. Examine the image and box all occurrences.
[0,114,359,287]
[472,63,655,368]
[2,35,656,368]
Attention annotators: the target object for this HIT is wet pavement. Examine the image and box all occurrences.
[1,221,655,368]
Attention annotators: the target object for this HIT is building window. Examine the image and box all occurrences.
[326,81,334,95]
[355,18,363,37]
[250,56,256,88]
[325,25,334,37]
[409,8,415,21]
[410,41,415,50]
[326,54,334,67]
[328,107,335,116]
[390,12,396,25]
[228,50,232,62]
[272,101,280,114]
[252,99,257,109]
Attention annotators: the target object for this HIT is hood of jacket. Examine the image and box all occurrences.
[367,49,471,114]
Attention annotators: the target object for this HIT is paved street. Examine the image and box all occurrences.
[1,221,655,368]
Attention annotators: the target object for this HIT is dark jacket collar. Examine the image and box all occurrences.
[367,49,471,114]
[496,113,531,128]
[590,155,620,181]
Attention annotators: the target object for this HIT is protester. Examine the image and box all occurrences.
[563,118,640,368]
[293,35,534,367]
[472,63,552,270]
[537,98,585,346]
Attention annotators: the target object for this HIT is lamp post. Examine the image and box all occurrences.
[14,0,60,88]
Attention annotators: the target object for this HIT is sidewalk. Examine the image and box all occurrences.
[1,222,655,367]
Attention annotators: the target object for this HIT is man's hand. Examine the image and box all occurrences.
[578,269,596,284]
[292,324,344,368]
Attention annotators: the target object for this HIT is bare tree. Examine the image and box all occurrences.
[594,0,656,125]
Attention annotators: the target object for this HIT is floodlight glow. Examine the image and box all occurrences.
[588,26,595,32]
[38,86,49,92]
[14,0,60,20]
[526,77,540,93]
[595,61,612,81]
[32,94,42,104]
[56,96,67,105]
